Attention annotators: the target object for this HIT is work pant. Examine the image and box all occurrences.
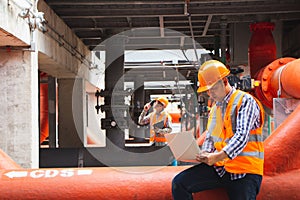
[172,163,262,200]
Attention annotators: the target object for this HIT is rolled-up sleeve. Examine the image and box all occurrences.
[201,131,215,153]
[138,111,151,125]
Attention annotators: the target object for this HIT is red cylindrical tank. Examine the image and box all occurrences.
[248,22,276,78]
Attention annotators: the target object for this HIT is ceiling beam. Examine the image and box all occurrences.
[159,16,165,37]
[202,15,213,36]
[46,0,267,6]
[53,2,300,19]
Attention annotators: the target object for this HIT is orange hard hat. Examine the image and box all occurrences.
[197,60,230,93]
[156,96,169,107]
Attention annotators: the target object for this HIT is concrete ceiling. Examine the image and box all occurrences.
[44,0,300,91]
[45,0,300,51]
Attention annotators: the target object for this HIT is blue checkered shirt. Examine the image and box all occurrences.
[202,88,261,180]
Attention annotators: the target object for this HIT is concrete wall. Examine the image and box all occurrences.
[0,49,39,168]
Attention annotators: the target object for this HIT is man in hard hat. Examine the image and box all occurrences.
[172,60,265,200]
[138,96,172,146]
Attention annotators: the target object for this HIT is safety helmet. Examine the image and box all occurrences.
[156,96,169,108]
[197,60,230,93]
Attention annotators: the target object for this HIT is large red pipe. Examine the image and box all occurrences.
[254,57,299,108]
[264,102,300,175]
[0,165,300,199]
[271,58,300,99]
[0,149,21,170]
[0,166,178,199]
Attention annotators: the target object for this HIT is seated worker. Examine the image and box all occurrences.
[138,97,172,146]
[172,60,265,200]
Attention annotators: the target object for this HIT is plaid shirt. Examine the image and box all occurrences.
[202,88,261,180]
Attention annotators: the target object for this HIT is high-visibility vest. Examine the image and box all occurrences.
[207,90,265,175]
[149,111,171,143]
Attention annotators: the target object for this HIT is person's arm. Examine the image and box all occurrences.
[155,115,172,134]
[201,106,216,153]
[222,94,260,160]
[138,102,152,125]
[138,110,150,125]
[201,131,215,153]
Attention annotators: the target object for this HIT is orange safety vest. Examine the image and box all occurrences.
[149,111,171,143]
[207,90,265,175]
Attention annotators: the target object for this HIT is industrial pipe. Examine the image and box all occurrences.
[270,58,300,99]
[0,166,178,199]
[1,165,300,199]
[264,102,300,175]
[254,57,299,108]
[2,102,300,199]
[0,149,21,170]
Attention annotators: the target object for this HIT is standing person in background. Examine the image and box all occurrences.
[172,60,265,200]
[138,97,172,146]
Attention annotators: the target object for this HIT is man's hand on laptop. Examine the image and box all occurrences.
[196,150,228,166]
[196,151,209,163]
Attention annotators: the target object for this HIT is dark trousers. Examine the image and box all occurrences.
[172,163,262,200]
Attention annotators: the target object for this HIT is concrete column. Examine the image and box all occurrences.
[230,22,252,66]
[105,36,126,148]
[58,78,86,148]
[130,76,145,139]
[220,18,228,63]
[0,49,39,168]
[133,75,145,124]
[48,76,57,148]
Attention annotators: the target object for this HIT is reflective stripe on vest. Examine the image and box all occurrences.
[149,111,169,143]
[207,90,265,175]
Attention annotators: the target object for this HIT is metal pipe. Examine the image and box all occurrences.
[0,166,181,199]
[1,165,300,199]
[253,57,298,108]
[0,149,21,170]
[264,102,300,176]
[270,58,300,99]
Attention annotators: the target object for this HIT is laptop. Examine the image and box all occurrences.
[165,131,201,163]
